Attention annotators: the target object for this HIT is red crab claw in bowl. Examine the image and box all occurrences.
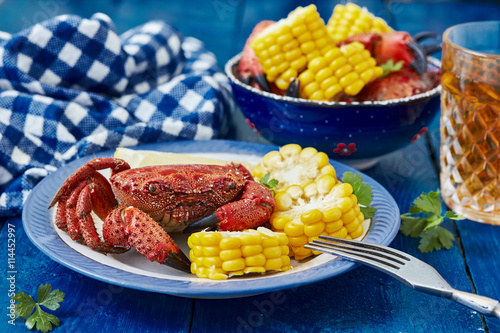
[49,158,275,273]
[340,31,441,75]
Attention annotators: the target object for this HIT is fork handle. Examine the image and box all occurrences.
[451,289,500,319]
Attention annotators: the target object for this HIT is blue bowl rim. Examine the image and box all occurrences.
[224,52,442,108]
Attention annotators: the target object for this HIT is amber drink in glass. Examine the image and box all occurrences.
[441,21,500,225]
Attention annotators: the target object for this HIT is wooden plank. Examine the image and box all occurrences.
[190,137,484,332]
[0,217,193,333]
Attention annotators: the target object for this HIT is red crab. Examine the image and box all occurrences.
[340,31,441,75]
[49,158,276,272]
[348,67,441,102]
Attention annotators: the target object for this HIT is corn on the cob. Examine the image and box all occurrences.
[252,144,365,260]
[271,182,365,260]
[188,227,292,280]
[327,3,393,43]
[298,41,383,100]
[253,143,335,191]
[250,4,337,91]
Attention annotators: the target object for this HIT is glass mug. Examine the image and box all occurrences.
[441,21,500,225]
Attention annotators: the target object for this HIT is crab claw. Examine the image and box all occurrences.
[254,74,271,92]
[286,78,300,98]
[103,207,191,272]
[406,41,428,75]
[412,31,440,43]
[183,213,219,234]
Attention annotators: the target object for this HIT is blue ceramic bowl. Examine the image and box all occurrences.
[225,54,441,169]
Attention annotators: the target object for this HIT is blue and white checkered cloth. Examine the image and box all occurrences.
[0,13,234,217]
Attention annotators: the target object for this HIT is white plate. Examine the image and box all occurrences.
[22,140,400,298]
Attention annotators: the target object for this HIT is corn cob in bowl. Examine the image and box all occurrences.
[250,4,383,101]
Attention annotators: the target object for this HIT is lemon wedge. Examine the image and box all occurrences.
[114,147,229,168]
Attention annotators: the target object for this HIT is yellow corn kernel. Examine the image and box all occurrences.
[277,233,288,245]
[292,246,312,257]
[300,209,323,224]
[241,234,263,245]
[241,244,263,257]
[220,237,242,250]
[203,256,223,268]
[196,266,209,278]
[342,208,357,224]
[263,246,282,259]
[202,246,220,257]
[325,219,344,233]
[298,70,315,87]
[281,255,291,267]
[280,143,301,157]
[323,207,342,222]
[208,271,228,280]
[317,174,336,194]
[245,253,267,266]
[304,222,325,237]
[191,245,203,257]
[349,224,364,239]
[189,233,201,246]
[220,249,242,261]
[244,267,266,274]
[265,258,283,271]
[330,226,348,238]
[284,221,304,237]
[271,215,292,230]
[222,258,246,272]
[275,192,292,211]
[200,232,222,246]
[337,197,353,213]
[262,238,279,247]
[288,235,308,247]
[286,185,304,199]
[262,150,282,167]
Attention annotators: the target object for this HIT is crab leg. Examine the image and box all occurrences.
[49,157,130,208]
[103,206,191,272]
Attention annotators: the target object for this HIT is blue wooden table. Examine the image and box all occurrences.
[1,0,500,332]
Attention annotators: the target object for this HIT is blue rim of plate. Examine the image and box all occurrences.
[22,139,400,298]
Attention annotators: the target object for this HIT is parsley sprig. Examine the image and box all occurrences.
[342,172,377,219]
[259,172,279,194]
[400,190,465,253]
[14,284,65,333]
[379,59,404,78]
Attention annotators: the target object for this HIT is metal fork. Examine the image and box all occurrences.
[305,235,500,320]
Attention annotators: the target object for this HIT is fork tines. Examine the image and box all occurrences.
[305,235,411,272]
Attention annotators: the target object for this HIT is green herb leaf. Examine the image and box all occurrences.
[379,59,404,78]
[400,190,464,252]
[13,291,36,318]
[14,284,64,333]
[259,173,279,191]
[342,172,377,219]
[400,215,427,238]
[26,305,60,333]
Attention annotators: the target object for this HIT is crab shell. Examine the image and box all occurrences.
[109,163,251,232]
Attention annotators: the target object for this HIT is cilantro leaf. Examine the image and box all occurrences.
[259,173,279,192]
[14,284,64,333]
[379,59,404,78]
[342,172,377,219]
[400,190,464,252]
